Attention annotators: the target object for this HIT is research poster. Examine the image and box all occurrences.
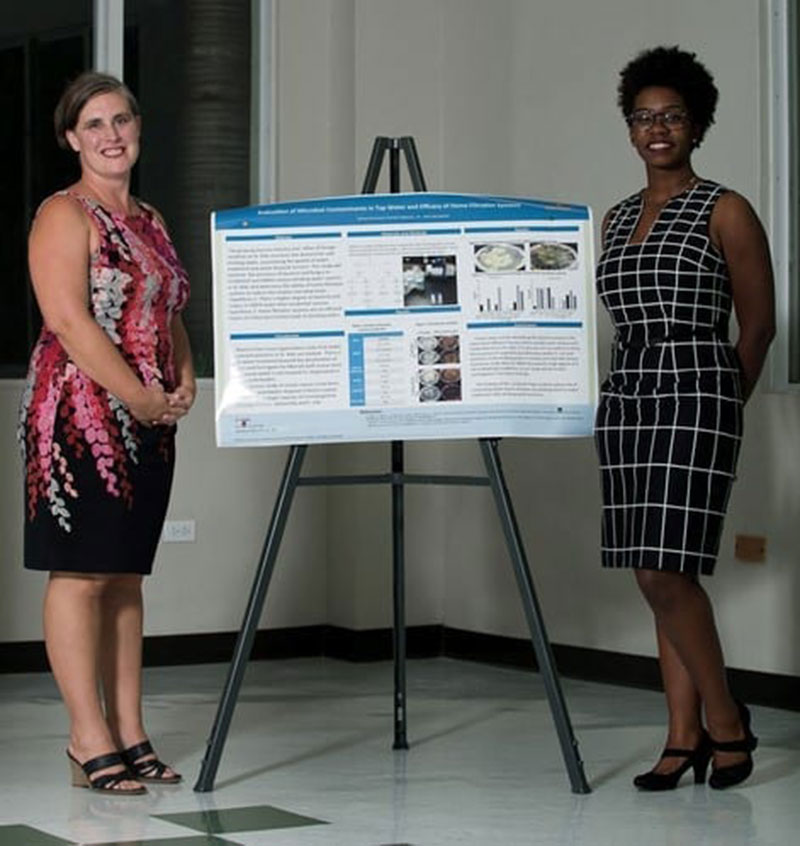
[211,193,598,447]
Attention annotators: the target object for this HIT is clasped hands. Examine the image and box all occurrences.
[131,383,196,427]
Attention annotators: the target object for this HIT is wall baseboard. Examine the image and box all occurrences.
[2,624,797,711]
[440,627,800,711]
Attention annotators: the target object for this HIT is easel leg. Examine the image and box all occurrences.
[194,445,308,792]
[391,440,409,749]
[479,439,591,794]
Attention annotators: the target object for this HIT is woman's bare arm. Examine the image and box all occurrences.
[164,314,196,422]
[711,192,776,401]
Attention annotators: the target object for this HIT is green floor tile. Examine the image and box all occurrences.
[0,826,74,846]
[92,837,243,846]
[154,804,326,834]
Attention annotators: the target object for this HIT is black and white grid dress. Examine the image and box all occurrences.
[594,179,743,576]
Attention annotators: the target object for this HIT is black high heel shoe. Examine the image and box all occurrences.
[633,731,712,791]
[709,701,758,790]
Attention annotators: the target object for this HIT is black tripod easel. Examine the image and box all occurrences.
[194,137,591,795]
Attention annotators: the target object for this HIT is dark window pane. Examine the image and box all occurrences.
[29,34,86,209]
[0,1,91,376]
[791,2,800,381]
[125,0,252,376]
[0,46,27,374]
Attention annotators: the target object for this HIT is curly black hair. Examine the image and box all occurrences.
[617,46,718,147]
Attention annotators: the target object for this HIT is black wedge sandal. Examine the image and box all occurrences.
[120,739,182,784]
[67,750,147,795]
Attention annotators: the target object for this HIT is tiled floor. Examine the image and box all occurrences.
[0,657,798,845]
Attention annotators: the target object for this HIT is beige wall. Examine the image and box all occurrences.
[0,382,328,640]
[275,0,800,676]
[2,0,798,676]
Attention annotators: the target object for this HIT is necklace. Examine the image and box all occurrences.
[643,174,699,209]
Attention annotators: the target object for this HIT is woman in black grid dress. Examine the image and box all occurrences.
[595,47,774,791]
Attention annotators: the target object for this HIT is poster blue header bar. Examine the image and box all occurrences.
[465,225,581,233]
[230,331,346,340]
[466,321,583,329]
[213,192,590,230]
[226,232,342,241]
[348,228,462,237]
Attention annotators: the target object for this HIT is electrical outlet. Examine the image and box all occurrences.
[735,534,766,563]
[162,519,196,543]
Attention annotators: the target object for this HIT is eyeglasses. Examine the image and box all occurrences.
[626,108,690,130]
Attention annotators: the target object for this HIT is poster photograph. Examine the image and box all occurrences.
[211,193,597,447]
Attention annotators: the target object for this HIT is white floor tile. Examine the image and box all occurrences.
[0,658,797,846]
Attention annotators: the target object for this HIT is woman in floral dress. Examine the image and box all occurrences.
[19,72,195,794]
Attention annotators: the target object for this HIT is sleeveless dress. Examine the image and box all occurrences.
[594,180,743,576]
[18,193,190,574]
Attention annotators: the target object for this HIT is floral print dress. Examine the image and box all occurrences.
[19,193,190,574]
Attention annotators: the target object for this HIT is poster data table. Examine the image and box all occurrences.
[212,192,598,447]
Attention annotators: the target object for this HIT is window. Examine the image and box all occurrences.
[0,2,92,376]
[769,0,800,388]
[124,0,254,375]
[0,0,270,378]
